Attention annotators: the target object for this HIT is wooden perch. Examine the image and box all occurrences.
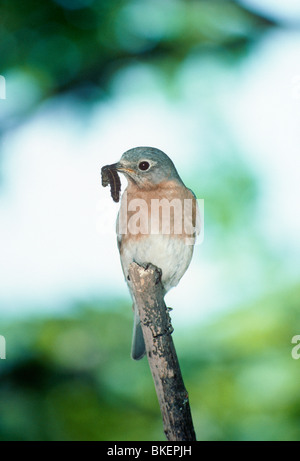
[127,262,196,442]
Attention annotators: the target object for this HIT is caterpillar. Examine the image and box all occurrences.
[101,165,121,203]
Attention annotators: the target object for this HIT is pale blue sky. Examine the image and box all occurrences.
[0,25,299,326]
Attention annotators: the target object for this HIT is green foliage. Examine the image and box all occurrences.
[1,284,299,441]
[0,0,273,129]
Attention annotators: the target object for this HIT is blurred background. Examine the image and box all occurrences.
[0,0,300,441]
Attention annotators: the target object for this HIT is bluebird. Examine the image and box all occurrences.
[103,147,200,360]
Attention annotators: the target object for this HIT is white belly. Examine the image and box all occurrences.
[119,234,194,293]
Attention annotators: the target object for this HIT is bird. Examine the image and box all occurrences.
[102,146,200,360]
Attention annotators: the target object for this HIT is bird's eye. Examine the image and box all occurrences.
[138,161,150,171]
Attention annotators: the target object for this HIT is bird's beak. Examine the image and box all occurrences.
[107,162,135,175]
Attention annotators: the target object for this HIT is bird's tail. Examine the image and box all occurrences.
[131,306,146,360]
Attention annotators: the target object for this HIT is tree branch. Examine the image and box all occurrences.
[128,262,196,442]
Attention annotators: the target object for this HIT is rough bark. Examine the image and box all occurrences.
[128,262,196,441]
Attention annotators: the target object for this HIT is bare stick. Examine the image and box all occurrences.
[128,262,196,442]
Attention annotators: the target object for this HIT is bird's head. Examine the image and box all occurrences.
[109,147,182,188]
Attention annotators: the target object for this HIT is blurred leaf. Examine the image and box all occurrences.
[1,284,300,440]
